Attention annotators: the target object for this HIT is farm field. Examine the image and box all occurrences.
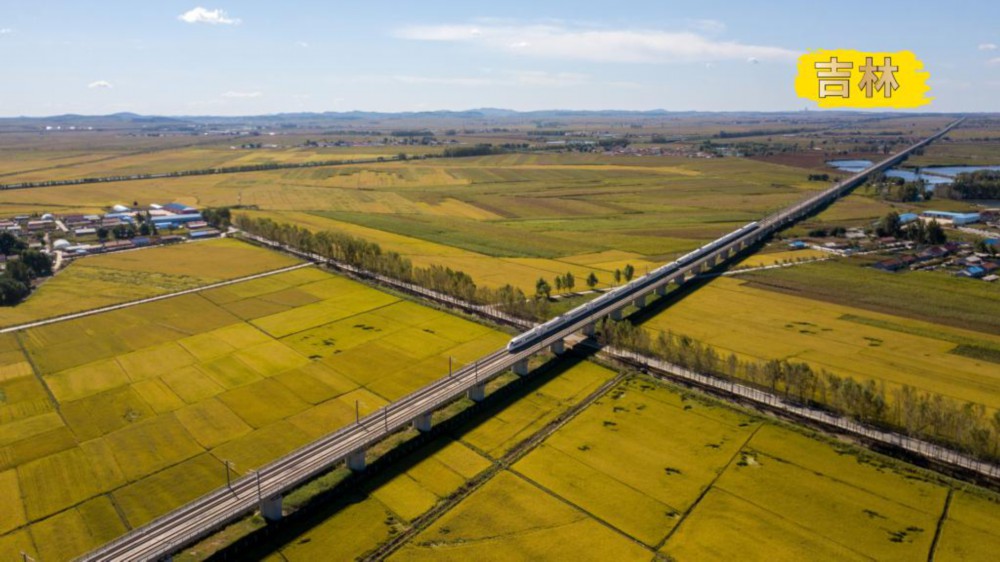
[739,259,1000,334]
[0,141,433,185]
[0,238,302,328]
[731,247,829,268]
[261,374,1000,562]
[0,151,829,295]
[639,273,1000,408]
[0,262,510,560]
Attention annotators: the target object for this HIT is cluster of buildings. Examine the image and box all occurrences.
[56,202,221,256]
[872,242,999,282]
[1,202,223,263]
[0,213,58,245]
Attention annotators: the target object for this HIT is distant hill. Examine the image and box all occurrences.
[0,108,961,133]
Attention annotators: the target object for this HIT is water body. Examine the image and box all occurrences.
[826,160,1000,190]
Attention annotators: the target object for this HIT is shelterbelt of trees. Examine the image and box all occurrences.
[0,156,399,190]
[600,319,1000,464]
[233,214,551,319]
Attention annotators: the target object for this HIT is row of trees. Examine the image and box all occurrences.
[0,232,53,306]
[536,266,634,300]
[0,156,396,191]
[233,215,553,320]
[599,320,1000,462]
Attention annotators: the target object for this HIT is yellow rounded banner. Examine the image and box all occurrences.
[795,49,932,108]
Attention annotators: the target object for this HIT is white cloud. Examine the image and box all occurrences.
[178,7,241,26]
[296,41,309,48]
[87,80,113,89]
[747,56,759,64]
[989,57,1000,65]
[0,28,12,35]
[979,43,997,51]
[221,91,262,98]
[394,22,797,63]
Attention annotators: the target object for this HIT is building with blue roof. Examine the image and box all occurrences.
[922,211,981,225]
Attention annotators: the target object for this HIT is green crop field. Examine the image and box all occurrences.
[0,261,511,561]
[738,259,1000,334]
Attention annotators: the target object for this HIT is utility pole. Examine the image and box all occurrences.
[449,356,453,377]
[356,400,360,425]
[224,459,233,489]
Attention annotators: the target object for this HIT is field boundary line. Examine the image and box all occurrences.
[507,467,657,552]
[927,489,953,562]
[361,369,628,561]
[655,424,761,550]
[0,262,313,334]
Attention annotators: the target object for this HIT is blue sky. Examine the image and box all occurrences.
[0,0,997,116]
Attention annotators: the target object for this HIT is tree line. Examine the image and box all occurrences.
[937,170,1000,200]
[599,319,1000,462]
[0,156,398,191]
[233,215,552,320]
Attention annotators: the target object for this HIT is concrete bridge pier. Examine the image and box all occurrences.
[512,358,530,377]
[672,274,684,286]
[347,449,366,472]
[610,308,623,321]
[655,285,667,297]
[468,382,486,402]
[412,412,432,432]
[633,294,646,308]
[261,495,283,522]
[582,322,596,337]
[550,339,565,355]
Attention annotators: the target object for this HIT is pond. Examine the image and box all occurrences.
[826,160,1000,190]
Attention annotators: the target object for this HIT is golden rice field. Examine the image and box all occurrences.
[257,373,1000,562]
[732,248,830,268]
[0,238,301,328]
[0,262,511,561]
[640,276,1000,409]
